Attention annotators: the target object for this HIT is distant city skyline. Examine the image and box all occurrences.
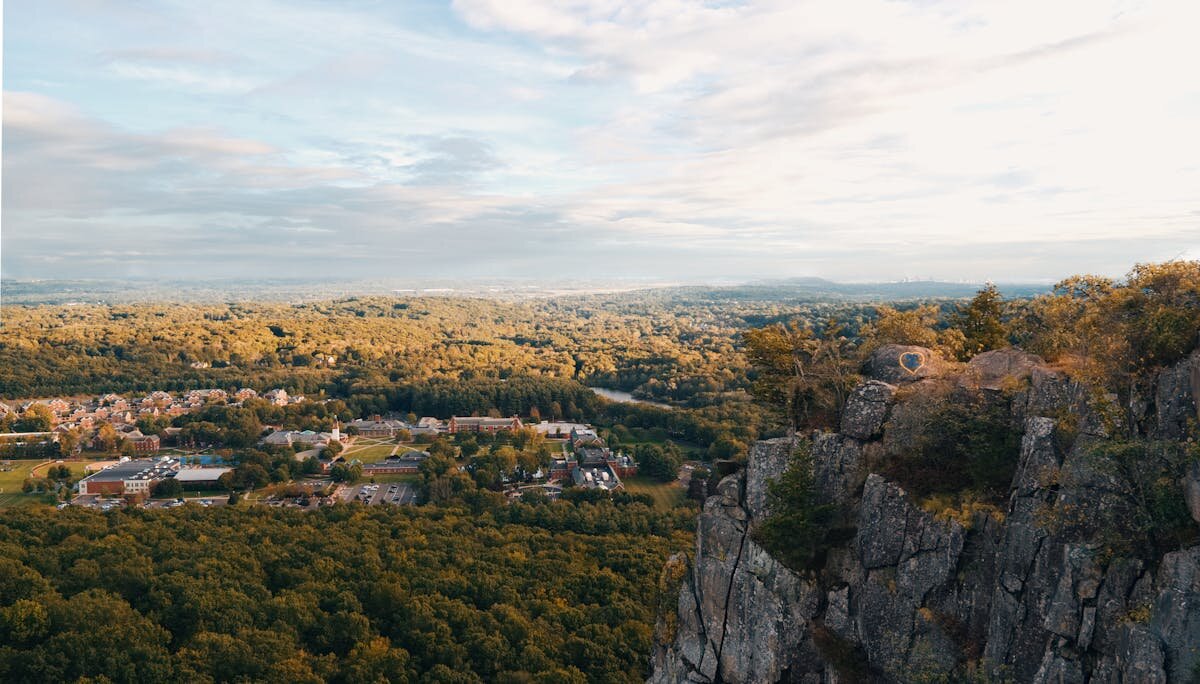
[4,0,1199,283]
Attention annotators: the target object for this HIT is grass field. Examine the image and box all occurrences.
[622,475,689,510]
[0,460,70,508]
[0,492,51,508]
[0,460,43,493]
[342,444,398,463]
[29,460,92,479]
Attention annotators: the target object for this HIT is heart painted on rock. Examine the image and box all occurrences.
[899,352,925,374]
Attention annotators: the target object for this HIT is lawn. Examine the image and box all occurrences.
[0,460,43,493]
[0,459,112,508]
[0,492,51,508]
[0,460,74,508]
[622,475,690,511]
[342,444,398,463]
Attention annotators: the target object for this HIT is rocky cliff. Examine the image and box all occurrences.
[651,346,1200,683]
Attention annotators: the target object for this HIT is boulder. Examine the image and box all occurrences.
[1185,461,1200,525]
[864,344,944,384]
[1154,350,1200,439]
[839,380,896,439]
[811,433,864,507]
[743,437,794,521]
[961,347,1046,391]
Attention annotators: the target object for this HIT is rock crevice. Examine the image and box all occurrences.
[652,348,1200,683]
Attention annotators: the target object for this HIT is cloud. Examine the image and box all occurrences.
[4,1,1200,282]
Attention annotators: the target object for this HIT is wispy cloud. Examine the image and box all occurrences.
[3,0,1199,282]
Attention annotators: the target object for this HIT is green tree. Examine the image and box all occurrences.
[743,320,859,431]
[635,444,680,482]
[752,442,835,571]
[952,284,1009,358]
[14,404,54,432]
[152,478,183,498]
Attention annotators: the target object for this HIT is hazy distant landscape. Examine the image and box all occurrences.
[0,276,1050,306]
[3,1,1199,682]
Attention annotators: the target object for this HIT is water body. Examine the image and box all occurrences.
[588,387,673,410]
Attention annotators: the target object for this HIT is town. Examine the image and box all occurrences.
[0,388,656,511]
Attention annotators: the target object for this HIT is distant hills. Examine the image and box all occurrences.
[0,276,1049,306]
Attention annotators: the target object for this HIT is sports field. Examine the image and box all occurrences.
[621,476,689,510]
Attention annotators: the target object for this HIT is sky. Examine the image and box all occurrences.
[3,0,1199,283]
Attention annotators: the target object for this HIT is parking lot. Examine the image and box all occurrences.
[69,495,228,510]
[340,482,417,506]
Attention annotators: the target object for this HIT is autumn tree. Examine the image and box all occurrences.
[743,320,859,431]
[951,283,1009,358]
[860,304,965,360]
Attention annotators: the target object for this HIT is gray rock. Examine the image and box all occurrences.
[811,433,864,507]
[961,347,1046,391]
[651,442,822,684]
[1154,350,1200,439]
[652,388,1200,684]
[1032,646,1084,684]
[744,437,794,521]
[1115,624,1167,683]
[1186,461,1200,525]
[839,380,896,439]
[863,344,944,384]
[1149,546,1200,682]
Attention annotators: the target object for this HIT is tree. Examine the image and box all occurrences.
[57,429,81,456]
[330,463,362,484]
[15,404,54,432]
[687,468,711,502]
[743,320,859,431]
[322,440,344,459]
[635,444,680,482]
[952,284,1009,358]
[458,438,481,459]
[707,433,746,461]
[428,439,456,460]
[95,423,120,453]
[860,305,965,360]
[152,478,183,499]
[752,442,835,571]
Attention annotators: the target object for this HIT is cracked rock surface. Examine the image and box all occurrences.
[651,349,1200,683]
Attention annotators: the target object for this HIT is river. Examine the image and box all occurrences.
[588,387,673,410]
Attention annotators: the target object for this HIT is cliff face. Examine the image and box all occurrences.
[651,347,1200,683]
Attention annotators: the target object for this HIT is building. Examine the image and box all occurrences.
[128,433,161,453]
[547,457,572,481]
[533,421,589,439]
[77,458,180,496]
[263,389,290,406]
[572,463,622,491]
[261,429,342,449]
[447,416,523,434]
[173,467,233,490]
[409,417,446,437]
[348,417,408,438]
[570,427,602,448]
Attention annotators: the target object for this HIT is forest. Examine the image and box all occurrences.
[0,289,892,453]
[0,496,693,683]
